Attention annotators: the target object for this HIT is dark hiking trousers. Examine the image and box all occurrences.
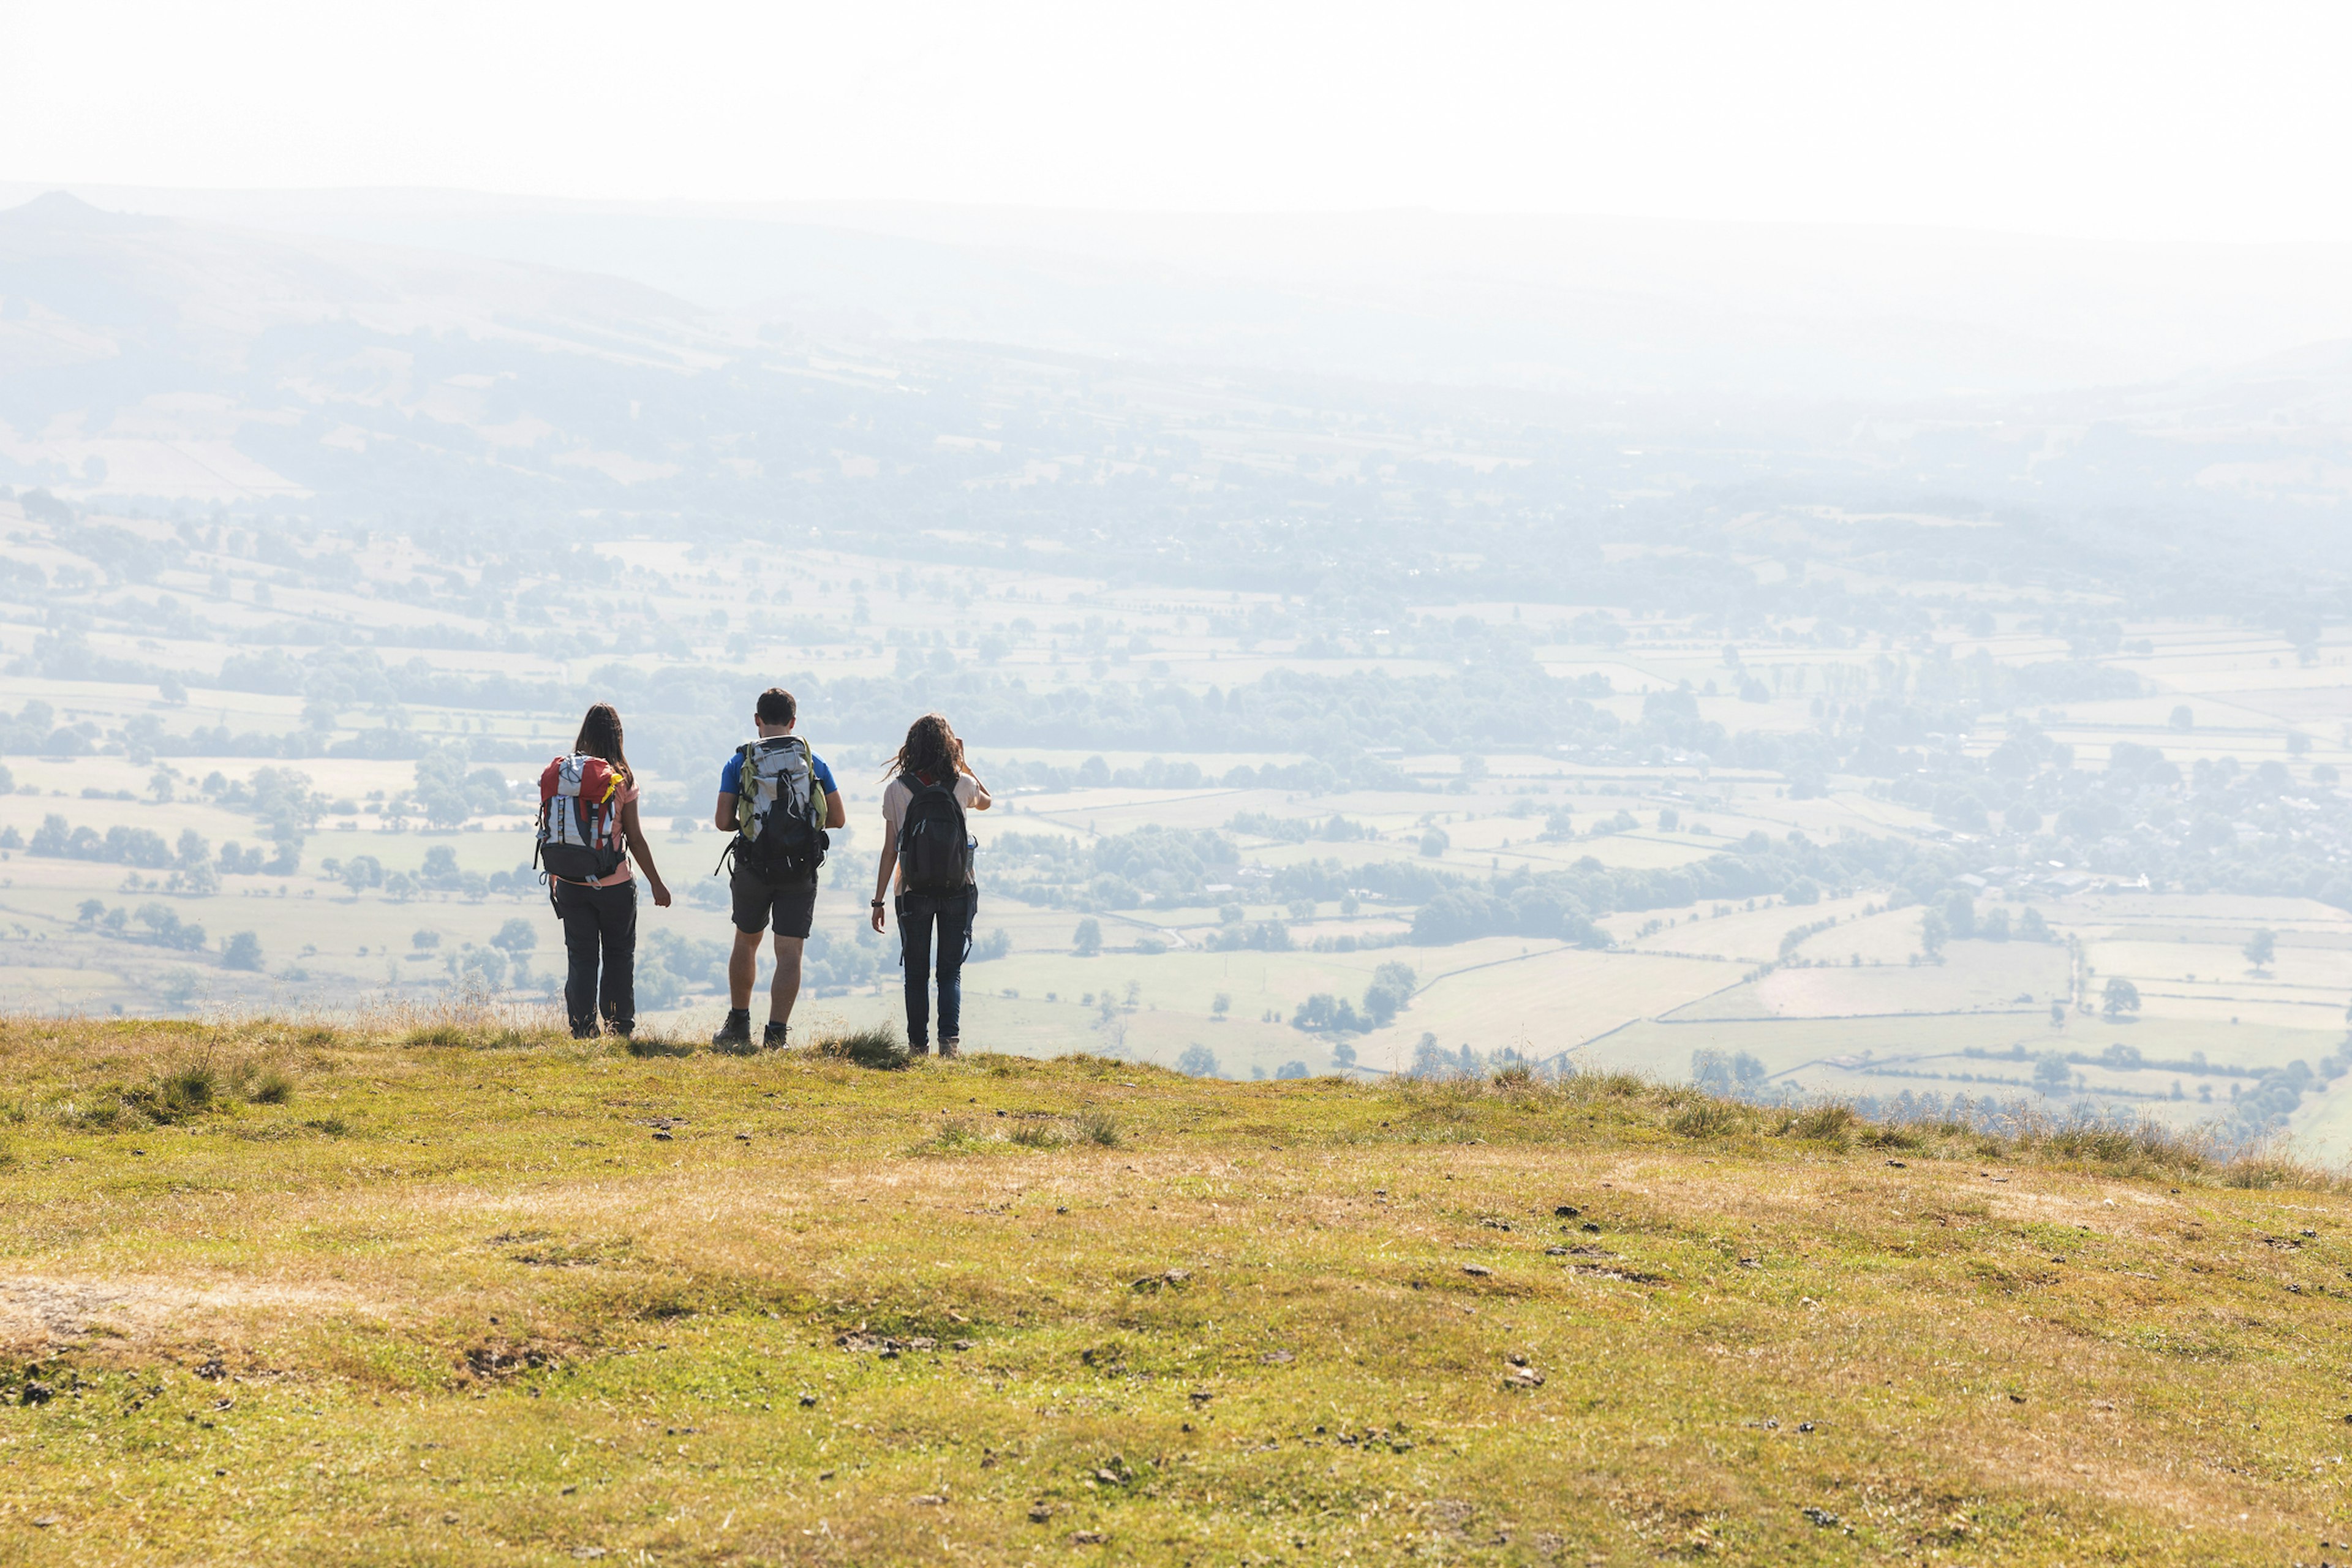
[552,878,636,1037]
[896,887,974,1049]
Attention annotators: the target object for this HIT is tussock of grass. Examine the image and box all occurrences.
[0,1010,2343,1566]
[1779,1102,1861,1149]
[809,1024,909,1071]
[1666,1099,1746,1139]
[356,993,568,1051]
[912,1116,990,1154]
[244,1066,296,1106]
[1006,1119,1066,1149]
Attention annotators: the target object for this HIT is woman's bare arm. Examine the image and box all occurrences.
[871,827,898,933]
[619,799,671,907]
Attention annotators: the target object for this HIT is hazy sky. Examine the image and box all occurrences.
[4,0,2348,243]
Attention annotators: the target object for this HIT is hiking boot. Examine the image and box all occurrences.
[938,1037,960,1059]
[910,1041,932,1057]
[711,1009,752,1049]
[762,1020,789,1050]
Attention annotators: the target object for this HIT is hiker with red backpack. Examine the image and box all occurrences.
[711,687,846,1049]
[871,712,991,1057]
[536,703,671,1038]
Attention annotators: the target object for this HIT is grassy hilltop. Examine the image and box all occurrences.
[0,1014,2345,1566]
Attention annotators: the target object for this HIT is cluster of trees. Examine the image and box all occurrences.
[439,919,540,992]
[1885,725,2352,908]
[1291,961,1417,1036]
[76,898,206,951]
[1917,894,2053,958]
[1227,812,1374,843]
[1199,919,1295,953]
[28,815,178,869]
[0,698,98,756]
[324,846,539,903]
[992,825,1238,911]
[72,897,260,969]
[1395,829,1962,948]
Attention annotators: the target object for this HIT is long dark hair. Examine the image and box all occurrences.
[575,703,633,780]
[884,712,963,782]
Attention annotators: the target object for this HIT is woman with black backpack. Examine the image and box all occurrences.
[872,712,990,1057]
[540,703,671,1038]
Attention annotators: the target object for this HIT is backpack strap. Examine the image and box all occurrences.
[733,741,758,837]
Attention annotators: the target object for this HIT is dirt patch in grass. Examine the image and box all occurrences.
[0,1274,377,1355]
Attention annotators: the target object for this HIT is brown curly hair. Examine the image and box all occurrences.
[883,712,964,782]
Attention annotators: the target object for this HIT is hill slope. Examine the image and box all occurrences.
[0,1015,2343,1564]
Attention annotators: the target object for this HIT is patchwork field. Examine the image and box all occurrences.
[4,497,2352,1164]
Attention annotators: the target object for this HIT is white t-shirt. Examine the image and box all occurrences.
[881,773,980,832]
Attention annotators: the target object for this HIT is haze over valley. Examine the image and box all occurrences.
[7,174,2352,1156]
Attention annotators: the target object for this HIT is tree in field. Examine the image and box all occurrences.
[2244,928,2276,973]
[1175,1044,1219,1078]
[1918,908,1948,961]
[2034,1053,2074,1095]
[2101,976,2141,1019]
[222,931,264,971]
[1072,918,1102,957]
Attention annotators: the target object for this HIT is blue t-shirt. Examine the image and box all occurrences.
[719,744,837,802]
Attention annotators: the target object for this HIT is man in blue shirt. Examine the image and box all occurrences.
[712,687,846,1047]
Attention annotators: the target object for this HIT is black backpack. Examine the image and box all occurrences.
[722,736,829,883]
[896,773,971,894]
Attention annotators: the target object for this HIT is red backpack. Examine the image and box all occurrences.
[535,753,627,883]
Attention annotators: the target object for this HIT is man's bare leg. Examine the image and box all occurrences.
[713,927,767,1047]
[728,929,764,1009]
[767,934,805,1039]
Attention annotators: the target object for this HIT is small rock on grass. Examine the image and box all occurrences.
[1070,1530,1107,1545]
[1464,1264,1493,1276]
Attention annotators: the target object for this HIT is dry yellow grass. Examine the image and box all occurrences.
[0,1012,2344,1564]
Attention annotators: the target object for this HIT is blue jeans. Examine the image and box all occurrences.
[896,888,974,1048]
